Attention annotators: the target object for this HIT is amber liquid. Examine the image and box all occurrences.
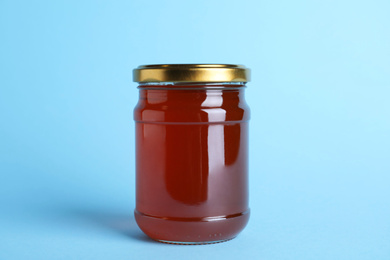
[134,84,250,244]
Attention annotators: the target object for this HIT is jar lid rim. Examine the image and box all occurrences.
[133,64,250,83]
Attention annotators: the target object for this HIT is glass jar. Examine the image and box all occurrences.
[133,64,251,244]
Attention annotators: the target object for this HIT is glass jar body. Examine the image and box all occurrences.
[134,82,250,244]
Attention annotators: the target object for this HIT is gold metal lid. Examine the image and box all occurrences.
[133,64,250,83]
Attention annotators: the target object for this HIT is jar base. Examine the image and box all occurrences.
[156,238,234,245]
[134,209,249,244]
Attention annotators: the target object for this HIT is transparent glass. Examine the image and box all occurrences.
[134,82,250,244]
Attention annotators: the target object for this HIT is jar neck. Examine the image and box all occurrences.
[137,82,246,89]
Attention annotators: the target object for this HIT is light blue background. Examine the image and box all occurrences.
[1,0,389,259]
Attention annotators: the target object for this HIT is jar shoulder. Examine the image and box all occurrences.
[134,89,250,123]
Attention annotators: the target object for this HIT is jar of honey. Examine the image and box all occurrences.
[133,64,250,244]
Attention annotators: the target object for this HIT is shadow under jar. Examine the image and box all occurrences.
[133,64,251,244]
